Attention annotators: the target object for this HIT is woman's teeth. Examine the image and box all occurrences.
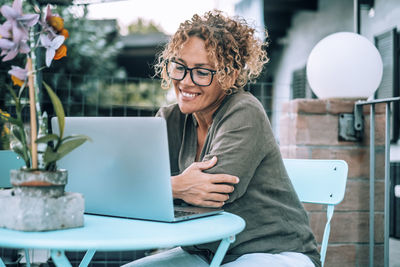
[182,91,197,98]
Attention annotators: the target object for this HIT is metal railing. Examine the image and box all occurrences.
[355,96,400,267]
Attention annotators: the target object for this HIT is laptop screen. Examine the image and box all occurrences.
[52,117,177,221]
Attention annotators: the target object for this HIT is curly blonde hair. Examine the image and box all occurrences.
[155,10,269,93]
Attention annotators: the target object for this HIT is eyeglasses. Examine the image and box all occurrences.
[166,60,217,87]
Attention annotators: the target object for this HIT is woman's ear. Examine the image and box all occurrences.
[161,66,171,90]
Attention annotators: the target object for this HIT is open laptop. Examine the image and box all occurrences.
[51,117,222,222]
[0,150,24,188]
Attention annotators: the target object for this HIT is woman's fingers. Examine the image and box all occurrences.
[206,192,230,202]
[196,156,217,171]
[192,193,229,208]
[208,183,235,194]
[173,156,240,207]
[210,174,239,185]
[200,200,225,208]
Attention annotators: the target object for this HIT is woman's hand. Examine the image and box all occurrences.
[171,156,239,208]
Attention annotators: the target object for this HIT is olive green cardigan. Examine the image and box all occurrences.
[156,90,321,266]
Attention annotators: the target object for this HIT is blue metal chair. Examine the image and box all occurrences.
[0,150,24,265]
[0,150,24,188]
[283,159,348,267]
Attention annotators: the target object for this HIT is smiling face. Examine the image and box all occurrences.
[172,36,226,118]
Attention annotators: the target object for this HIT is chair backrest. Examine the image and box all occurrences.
[0,150,24,188]
[283,159,348,267]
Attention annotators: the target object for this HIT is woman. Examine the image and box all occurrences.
[125,10,320,267]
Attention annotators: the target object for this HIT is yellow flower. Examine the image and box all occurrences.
[11,75,24,87]
[48,16,64,32]
[59,28,69,39]
[0,109,10,118]
[54,44,67,60]
[1,125,10,136]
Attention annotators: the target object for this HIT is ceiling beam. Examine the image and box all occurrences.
[264,0,318,12]
[264,11,292,29]
[263,11,292,40]
[262,0,319,48]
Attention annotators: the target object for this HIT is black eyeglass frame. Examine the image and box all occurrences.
[166,60,217,87]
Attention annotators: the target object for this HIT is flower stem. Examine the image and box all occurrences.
[27,57,38,169]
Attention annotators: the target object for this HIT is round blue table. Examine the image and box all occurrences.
[0,212,245,267]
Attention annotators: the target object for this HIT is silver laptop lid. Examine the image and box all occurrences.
[0,150,24,188]
[51,117,175,221]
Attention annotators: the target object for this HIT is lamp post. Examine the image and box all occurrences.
[306,31,399,267]
[306,32,382,100]
[306,31,383,141]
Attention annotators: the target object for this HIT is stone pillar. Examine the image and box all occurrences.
[279,99,385,267]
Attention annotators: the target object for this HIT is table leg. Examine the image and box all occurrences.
[24,249,31,267]
[50,250,72,267]
[79,249,96,267]
[210,235,236,267]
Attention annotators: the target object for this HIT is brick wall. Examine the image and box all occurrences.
[279,99,385,267]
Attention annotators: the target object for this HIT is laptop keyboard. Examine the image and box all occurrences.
[174,210,199,218]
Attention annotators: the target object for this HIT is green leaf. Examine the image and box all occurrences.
[36,134,60,144]
[4,116,21,126]
[11,125,24,143]
[18,84,27,99]
[61,134,92,142]
[6,85,18,104]
[56,137,90,161]
[13,148,29,166]
[43,82,65,139]
[10,141,30,167]
[43,146,59,164]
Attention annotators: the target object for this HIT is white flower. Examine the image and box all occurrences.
[40,34,64,67]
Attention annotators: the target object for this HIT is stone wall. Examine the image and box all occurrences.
[279,98,385,267]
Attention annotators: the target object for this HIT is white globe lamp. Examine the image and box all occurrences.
[306,32,383,99]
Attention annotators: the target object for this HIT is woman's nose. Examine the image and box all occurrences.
[180,70,195,86]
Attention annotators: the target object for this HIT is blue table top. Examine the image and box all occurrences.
[0,212,245,251]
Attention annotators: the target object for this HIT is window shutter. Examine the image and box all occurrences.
[291,66,316,99]
[374,28,399,142]
[375,28,399,99]
[291,67,306,99]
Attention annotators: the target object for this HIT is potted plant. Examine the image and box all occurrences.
[0,0,90,231]
[0,109,10,150]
